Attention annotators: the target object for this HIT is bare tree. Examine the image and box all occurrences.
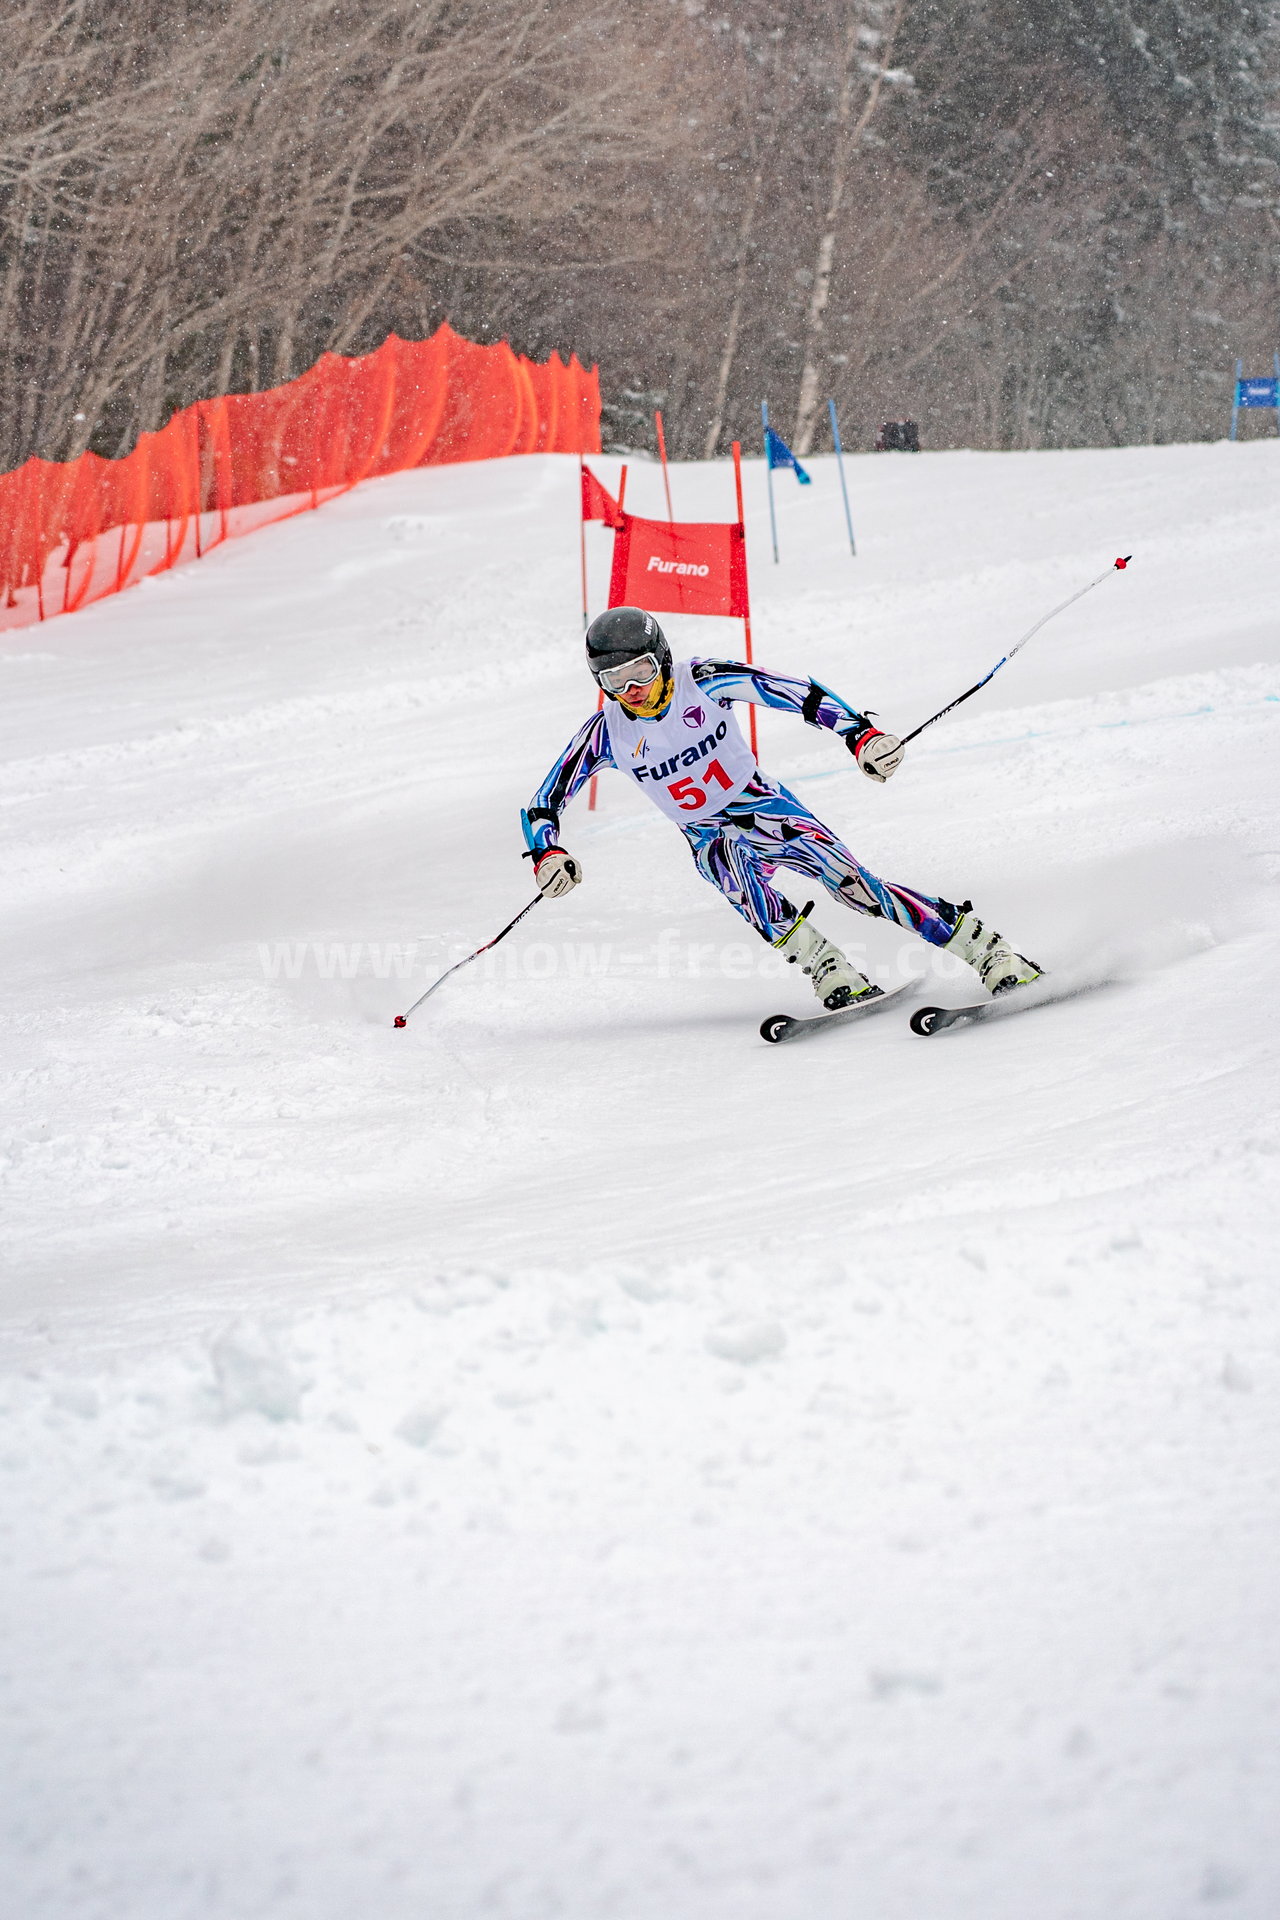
[2,0,1278,478]
[791,0,908,455]
[0,0,679,471]
[700,30,787,461]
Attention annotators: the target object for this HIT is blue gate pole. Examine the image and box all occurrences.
[1275,352,1280,437]
[827,399,857,558]
[762,400,780,564]
[1230,358,1242,441]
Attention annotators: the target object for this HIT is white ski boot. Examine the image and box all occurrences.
[943,904,1042,996]
[775,911,878,1011]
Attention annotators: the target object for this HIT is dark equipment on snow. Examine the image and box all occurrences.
[875,420,920,452]
[392,895,543,1028]
[759,979,910,1045]
[900,556,1132,747]
[909,974,1111,1035]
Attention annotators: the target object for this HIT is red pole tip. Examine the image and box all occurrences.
[1114,555,1131,569]
[393,1015,407,1028]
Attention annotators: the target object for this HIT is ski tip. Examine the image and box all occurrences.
[909,1006,945,1036]
[393,1015,407,1028]
[760,1013,792,1045]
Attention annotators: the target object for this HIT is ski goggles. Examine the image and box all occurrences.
[597,651,662,695]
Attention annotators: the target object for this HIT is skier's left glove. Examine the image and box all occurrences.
[532,847,582,898]
[849,725,905,783]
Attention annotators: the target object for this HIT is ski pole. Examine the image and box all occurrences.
[900,556,1131,746]
[393,894,543,1028]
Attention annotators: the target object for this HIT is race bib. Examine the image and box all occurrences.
[603,659,757,823]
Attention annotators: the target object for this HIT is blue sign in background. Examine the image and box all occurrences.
[1231,357,1280,437]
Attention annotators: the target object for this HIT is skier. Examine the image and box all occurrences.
[521,606,1040,1010]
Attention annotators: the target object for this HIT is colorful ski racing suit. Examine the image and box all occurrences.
[522,659,963,949]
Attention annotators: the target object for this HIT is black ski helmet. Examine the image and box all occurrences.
[585,606,671,695]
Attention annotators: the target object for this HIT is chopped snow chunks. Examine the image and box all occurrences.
[2,444,1279,1920]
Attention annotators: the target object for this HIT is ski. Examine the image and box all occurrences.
[909,975,1102,1036]
[760,980,914,1045]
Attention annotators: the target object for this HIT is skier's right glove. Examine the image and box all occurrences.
[849,725,905,783]
[533,847,582,898]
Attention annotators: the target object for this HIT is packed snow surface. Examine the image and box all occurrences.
[3,442,1279,1920]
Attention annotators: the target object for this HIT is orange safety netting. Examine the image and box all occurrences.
[0,324,600,632]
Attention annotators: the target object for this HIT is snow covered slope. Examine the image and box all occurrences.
[2,442,1278,1920]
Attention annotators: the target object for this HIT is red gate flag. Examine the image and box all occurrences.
[581,462,623,528]
[607,513,749,618]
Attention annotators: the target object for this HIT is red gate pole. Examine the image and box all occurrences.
[578,457,588,621]
[732,440,757,757]
[588,462,627,811]
[655,410,674,524]
[586,683,606,812]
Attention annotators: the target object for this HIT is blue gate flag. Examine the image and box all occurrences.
[1230,355,1280,439]
[764,426,812,485]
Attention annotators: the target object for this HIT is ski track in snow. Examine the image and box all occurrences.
[2,443,1279,1920]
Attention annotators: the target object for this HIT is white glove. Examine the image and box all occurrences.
[851,726,905,783]
[533,847,582,898]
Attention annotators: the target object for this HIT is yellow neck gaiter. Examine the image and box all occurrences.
[619,671,673,720]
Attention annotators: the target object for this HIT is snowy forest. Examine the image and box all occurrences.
[3,0,1279,471]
